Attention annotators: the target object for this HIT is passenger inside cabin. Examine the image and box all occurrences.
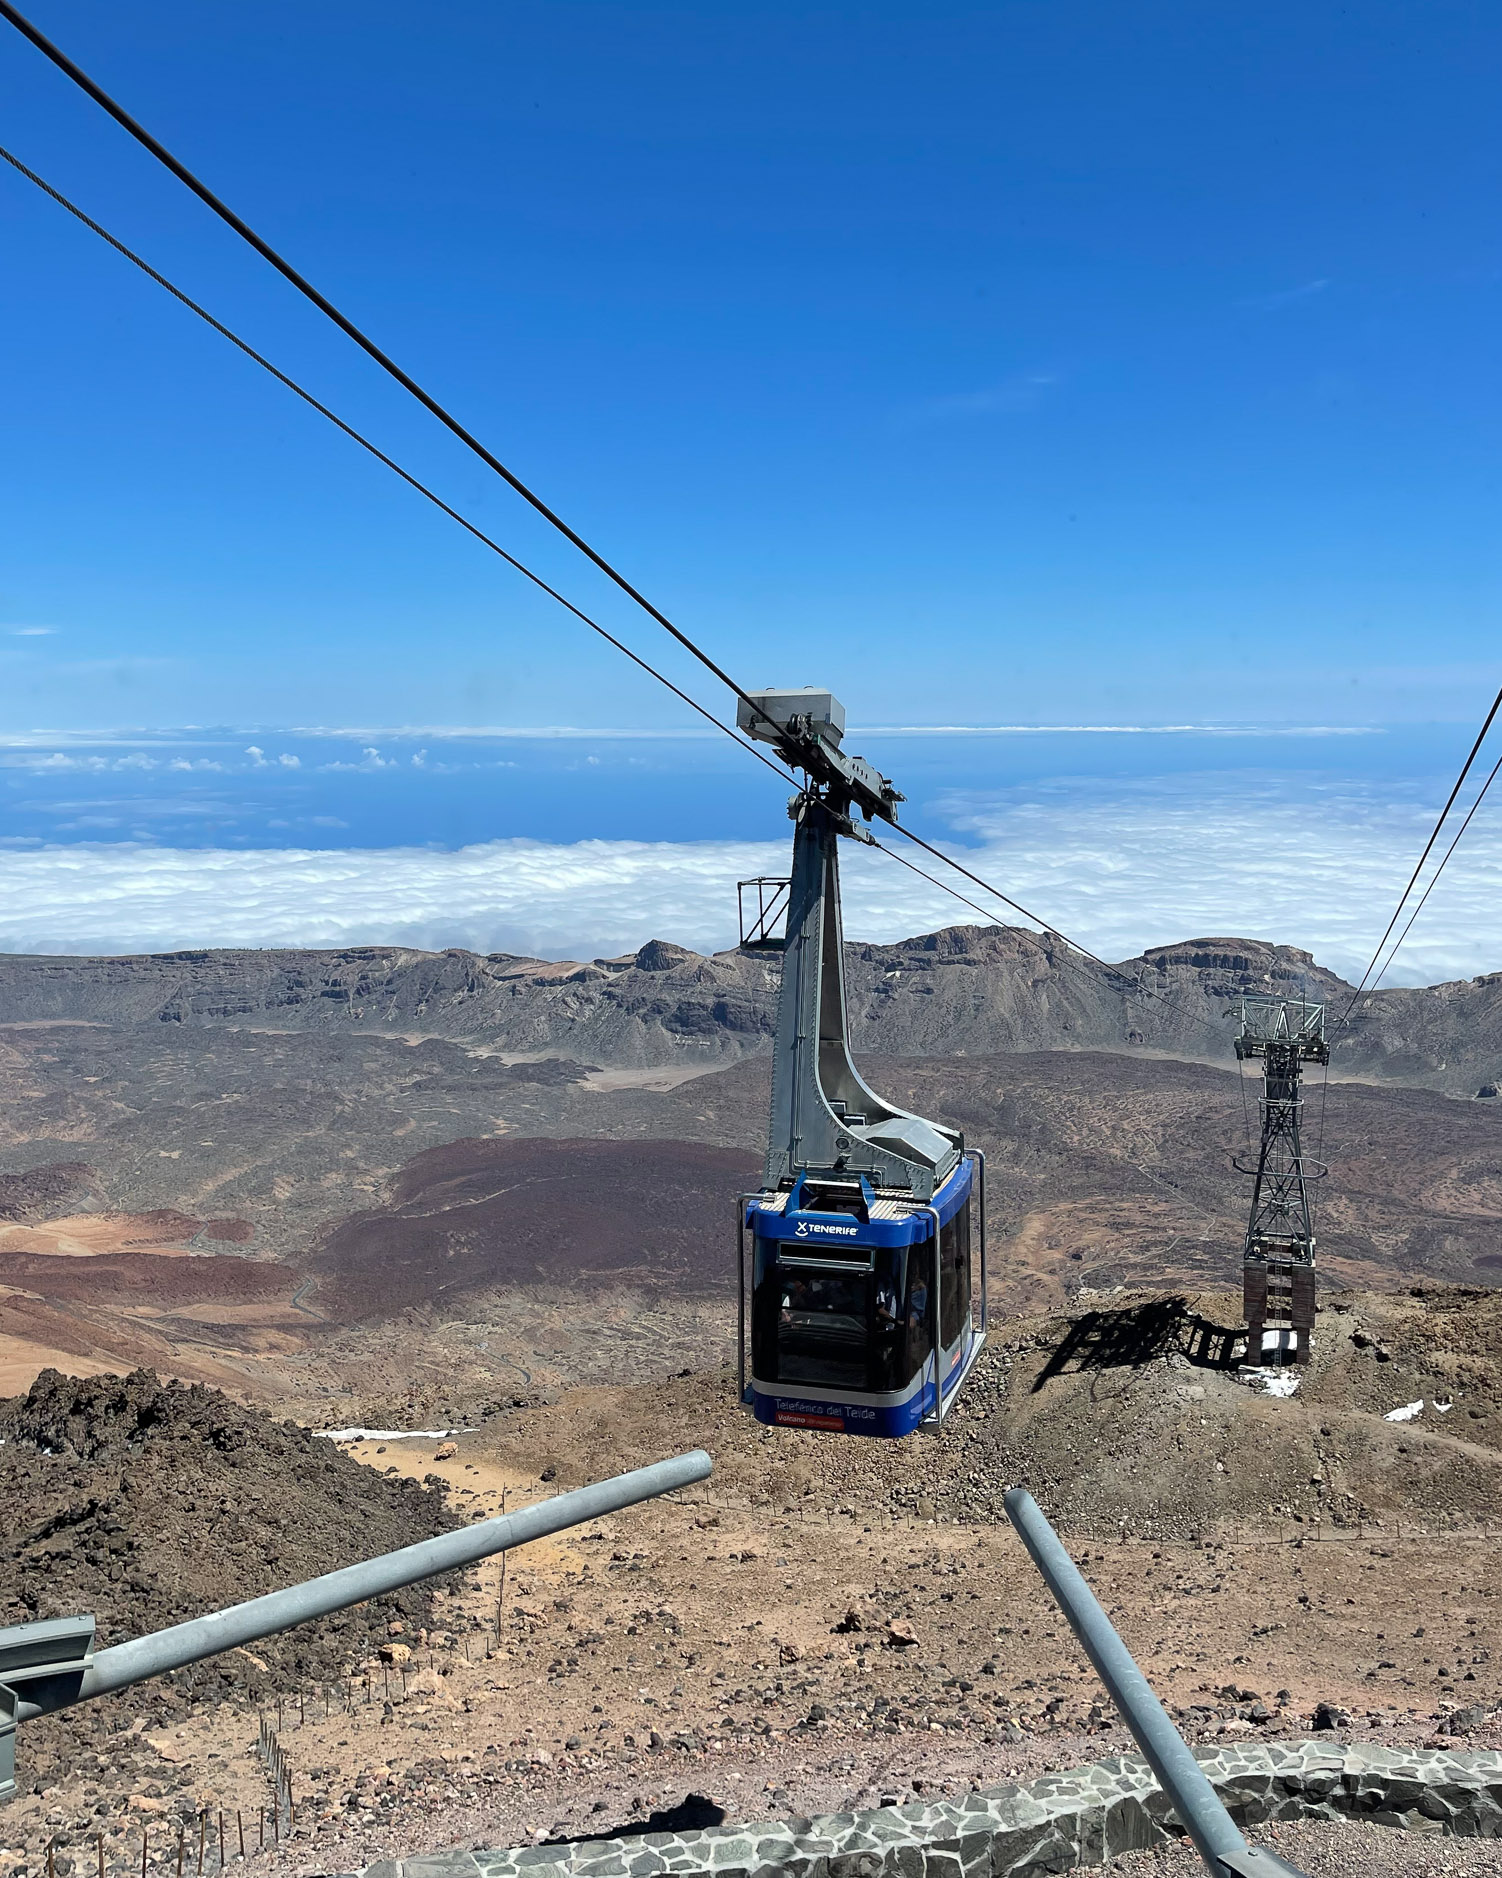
[780,1275,810,1322]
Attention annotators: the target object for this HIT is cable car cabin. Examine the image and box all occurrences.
[733,686,987,1437]
[743,1162,982,1435]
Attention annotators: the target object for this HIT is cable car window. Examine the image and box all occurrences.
[904,1234,934,1377]
[869,1246,907,1391]
[939,1198,972,1350]
[774,1266,869,1387]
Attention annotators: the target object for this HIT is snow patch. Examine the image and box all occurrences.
[314,1426,471,1442]
[1381,1398,1453,1422]
[1242,1369,1302,1398]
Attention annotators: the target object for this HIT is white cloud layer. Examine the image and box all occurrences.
[0,777,1498,984]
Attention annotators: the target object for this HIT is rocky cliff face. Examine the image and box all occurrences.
[1,925,1499,1093]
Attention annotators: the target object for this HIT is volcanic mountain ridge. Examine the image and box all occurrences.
[4,926,1502,1094]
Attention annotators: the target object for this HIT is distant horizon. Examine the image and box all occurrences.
[0,721,1493,983]
[0,721,1392,739]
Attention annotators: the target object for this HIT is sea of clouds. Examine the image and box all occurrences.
[0,774,1496,985]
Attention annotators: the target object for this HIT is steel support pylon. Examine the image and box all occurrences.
[1234,997,1329,1367]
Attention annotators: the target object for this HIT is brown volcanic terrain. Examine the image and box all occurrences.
[5,1300,1501,1872]
[1,997,1500,1411]
[0,1368,457,1846]
[3,929,1502,1868]
[312,1136,755,1321]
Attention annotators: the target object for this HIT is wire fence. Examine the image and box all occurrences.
[33,1604,537,1874]
[49,1801,266,1876]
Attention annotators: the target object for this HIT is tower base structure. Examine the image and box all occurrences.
[1243,1250,1315,1367]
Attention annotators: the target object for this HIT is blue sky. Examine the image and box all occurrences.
[1,3,1501,971]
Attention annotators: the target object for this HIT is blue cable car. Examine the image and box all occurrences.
[734,688,987,1436]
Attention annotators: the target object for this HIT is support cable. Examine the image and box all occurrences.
[0,126,1172,1000]
[871,836,1114,977]
[1358,744,1502,1004]
[1338,680,1502,1022]
[873,837,1167,1022]
[889,826,1113,970]
[0,0,777,734]
[1313,1052,1331,1182]
[4,0,1315,1037]
[872,837,1228,1043]
[0,140,791,791]
[1237,1053,1254,1157]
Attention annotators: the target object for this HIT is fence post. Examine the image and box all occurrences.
[497,1487,509,1616]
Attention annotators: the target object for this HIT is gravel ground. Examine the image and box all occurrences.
[1110,1814,1502,1873]
[7,1360,1502,1876]
[116,1719,1499,1878]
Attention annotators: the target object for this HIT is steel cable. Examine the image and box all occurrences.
[0,0,1216,995]
[0,0,782,736]
[872,837,1228,1041]
[1358,744,1502,1004]
[0,140,793,792]
[1338,680,1502,1023]
[1,137,1143,989]
[0,127,1189,1008]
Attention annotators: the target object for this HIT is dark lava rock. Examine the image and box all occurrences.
[1,1368,459,1788]
[0,1161,97,1223]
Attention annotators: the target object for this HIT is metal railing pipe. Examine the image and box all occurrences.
[1003,1489,1306,1878]
[17,1449,710,1723]
[973,1149,988,1337]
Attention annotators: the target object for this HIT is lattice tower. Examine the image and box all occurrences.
[1234,995,1329,1366]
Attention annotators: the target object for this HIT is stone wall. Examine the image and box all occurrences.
[367,1739,1502,1878]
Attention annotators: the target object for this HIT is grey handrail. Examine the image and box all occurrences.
[973,1148,988,1337]
[15,1449,711,1723]
[1003,1489,1306,1878]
